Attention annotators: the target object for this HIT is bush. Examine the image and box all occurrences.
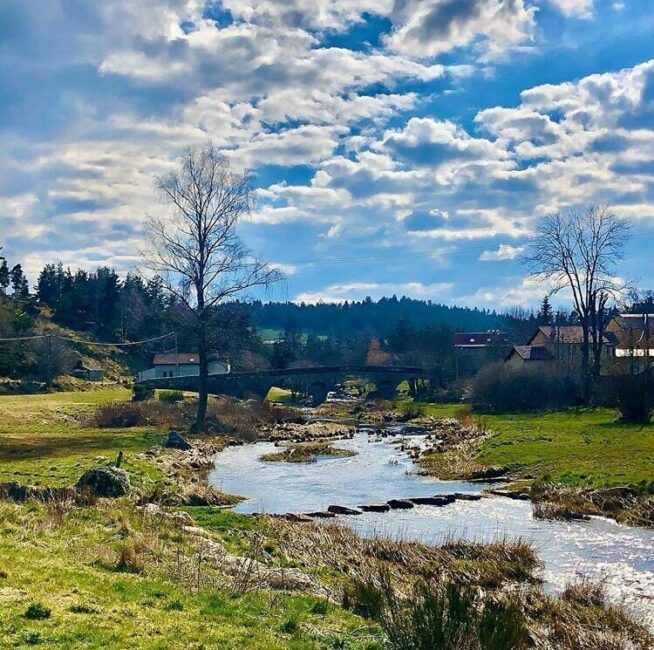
[132,383,155,401]
[158,390,185,404]
[470,363,580,414]
[370,575,529,650]
[24,602,51,620]
[90,401,180,428]
[613,371,653,424]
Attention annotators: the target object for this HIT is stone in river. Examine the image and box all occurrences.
[409,496,454,507]
[304,511,337,518]
[387,499,414,510]
[359,503,391,513]
[451,493,483,501]
[327,505,362,516]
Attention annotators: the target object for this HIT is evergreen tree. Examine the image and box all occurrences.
[0,257,9,295]
[10,264,29,299]
[537,295,553,325]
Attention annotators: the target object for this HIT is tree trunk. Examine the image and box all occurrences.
[195,329,209,431]
[581,319,591,403]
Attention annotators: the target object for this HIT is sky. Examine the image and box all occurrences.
[1,0,654,309]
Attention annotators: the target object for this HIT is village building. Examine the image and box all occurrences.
[607,314,654,373]
[454,330,513,377]
[72,360,105,382]
[137,353,230,381]
[505,326,616,374]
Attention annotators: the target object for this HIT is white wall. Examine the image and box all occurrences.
[138,361,230,382]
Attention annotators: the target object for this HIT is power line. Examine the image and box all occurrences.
[0,332,176,346]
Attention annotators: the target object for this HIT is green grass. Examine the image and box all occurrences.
[0,501,379,649]
[0,389,166,488]
[266,386,294,403]
[416,402,654,489]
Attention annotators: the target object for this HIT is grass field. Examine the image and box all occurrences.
[0,389,166,488]
[0,501,377,650]
[417,403,654,489]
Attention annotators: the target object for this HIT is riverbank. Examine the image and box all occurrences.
[410,404,654,526]
[1,389,653,648]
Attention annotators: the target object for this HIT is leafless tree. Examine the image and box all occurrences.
[31,335,76,389]
[523,205,630,398]
[145,143,282,430]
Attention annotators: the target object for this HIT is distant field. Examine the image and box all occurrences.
[418,403,654,489]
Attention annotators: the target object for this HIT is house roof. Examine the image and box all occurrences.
[454,331,511,348]
[508,345,554,362]
[153,353,200,365]
[532,326,616,346]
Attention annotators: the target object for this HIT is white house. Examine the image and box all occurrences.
[137,353,231,381]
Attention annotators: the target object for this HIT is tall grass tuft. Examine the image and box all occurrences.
[357,573,529,650]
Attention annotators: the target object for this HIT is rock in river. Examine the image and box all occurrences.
[387,499,414,510]
[359,503,391,513]
[327,505,362,516]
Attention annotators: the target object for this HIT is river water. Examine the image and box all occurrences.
[208,427,654,626]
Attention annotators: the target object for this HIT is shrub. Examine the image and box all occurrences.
[397,401,426,421]
[470,363,580,414]
[132,383,155,401]
[158,390,185,404]
[90,400,180,428]
[373,575,529,650]
[24,602,51,620]
[613,371,653,424]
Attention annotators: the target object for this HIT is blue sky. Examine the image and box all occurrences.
[1,0,653,309]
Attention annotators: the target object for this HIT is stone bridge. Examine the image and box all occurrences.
[139,365,435,404]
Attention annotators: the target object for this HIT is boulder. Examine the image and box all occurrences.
[387,499,414,510]
[304,511,337,519]
[166,430,192,451]
[327,505,362,516]
[75,467,130,498]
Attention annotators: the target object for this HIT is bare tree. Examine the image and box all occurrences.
[32,335,76,389]
[145,143,282,430]
[523,205,630,398]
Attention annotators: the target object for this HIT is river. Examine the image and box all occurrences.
[208,426,654,627]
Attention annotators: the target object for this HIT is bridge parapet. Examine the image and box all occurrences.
[138,365,436,404]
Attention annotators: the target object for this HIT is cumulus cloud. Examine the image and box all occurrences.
[385,0,536,60]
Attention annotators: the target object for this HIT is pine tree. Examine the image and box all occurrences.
[537,295,552,325]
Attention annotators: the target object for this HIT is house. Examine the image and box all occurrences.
[504,345,554,370]
[505,326,616,375]
[137,353,230,381]
[606,314,654,373]
[72,360,105,382]
[454,330,513,377]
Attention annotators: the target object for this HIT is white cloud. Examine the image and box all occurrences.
[295,281,454,303]
[546,0,594,19]
[385,0,536,61]
[479,243,525,261]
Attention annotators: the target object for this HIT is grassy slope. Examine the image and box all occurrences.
[418,403,654,488]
